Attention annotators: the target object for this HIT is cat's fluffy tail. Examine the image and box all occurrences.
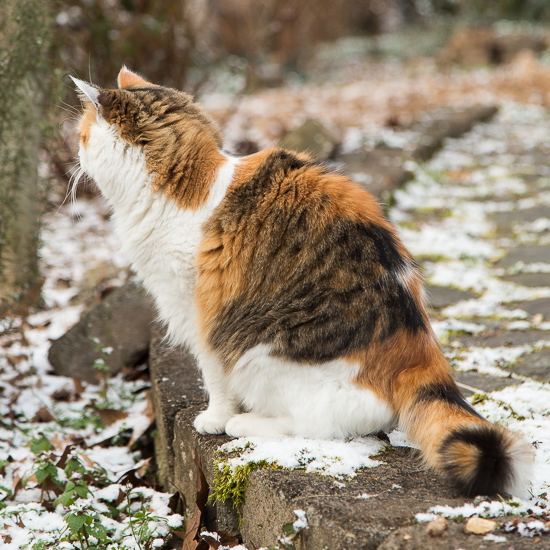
[373,333,533,497]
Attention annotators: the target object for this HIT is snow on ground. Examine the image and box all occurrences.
[3,58,550,546]
[0,199,183,549]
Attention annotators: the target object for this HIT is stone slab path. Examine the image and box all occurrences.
[150,104,550,549]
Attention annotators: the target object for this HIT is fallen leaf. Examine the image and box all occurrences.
[117,466,152,488]
[52,386,74,402]
[56,444,78,469]
[72,378,84,396]
[32,406,56,423]
[94,407,129,426]
[137,457,152,478]
[182,451,210,550]
[465,517,497,535]
[200,534,221,549]
[128,391,155,447]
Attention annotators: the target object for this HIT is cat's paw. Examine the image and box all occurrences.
[225,413,290,437]
[194,409,232,435]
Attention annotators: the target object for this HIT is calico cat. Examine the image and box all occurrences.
[72,67,532,497]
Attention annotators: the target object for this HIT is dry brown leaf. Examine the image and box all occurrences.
[182,451,210,550]
[128,391,155,447]
[137,457,152,478]
[32,406,56,423]
[200,534,221,549]
[52,386,74,402]
[95,407,130,426]
[182,507,203,550]
[72,378,84,395]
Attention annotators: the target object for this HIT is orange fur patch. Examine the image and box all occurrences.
[438,438,481,481]
[117,67,151,89]
[78,104,97,149]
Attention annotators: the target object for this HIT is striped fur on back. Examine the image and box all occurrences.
[72,67,533,498]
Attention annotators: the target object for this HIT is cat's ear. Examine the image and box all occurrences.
[118,66,151,89]
[70,76,101,111]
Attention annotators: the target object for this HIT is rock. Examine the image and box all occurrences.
[503,273,550,288]
[409,105,498,162]
[279,118,339,160]
[510,349,550,383]
[521,298,550,320]
[426,285,477,310]
[465,517,497,535]
[48,280,154,383]
[338,148,410,201]
[426,516,448,537]
[338,105,497,204]
[148,323,206,488]
[497,246,550,268]
[75,263,127,309]
[452,371,519,396]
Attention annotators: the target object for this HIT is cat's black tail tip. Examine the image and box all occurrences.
[438,423,533,497]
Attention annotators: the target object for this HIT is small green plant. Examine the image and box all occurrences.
[92,336,113,404]
[124,489,173,550]
[209,457,273,526]
[54,456,92,508]
[23,436,63,502]
[471,393,488,405]
[62,501,109,549]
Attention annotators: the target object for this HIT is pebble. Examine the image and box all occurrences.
[426,515,448,537]
[465,517,497,535]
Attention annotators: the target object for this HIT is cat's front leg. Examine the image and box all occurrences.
[194,350,237,434]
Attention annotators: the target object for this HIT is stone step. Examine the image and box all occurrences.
[149,325,538,549]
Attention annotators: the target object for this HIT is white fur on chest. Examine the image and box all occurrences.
[79,119,239,350]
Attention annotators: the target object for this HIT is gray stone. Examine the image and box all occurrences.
[378,520,544,550]
[520,298,550,319]
[48,280,154,383]
[497,245,550,268]
[337,105,497,203]
[426,285,477,309]
[150,326,544,548]
[149,323,206,488]
[511,349,550,382]
[492,206,550,236]
[172,405,238,535]
[409,105,498,162]
[173,401,473,549]
[503,272,550,288]
[279,118,339,160]
[446,329,550,348]
[453,371,519,396]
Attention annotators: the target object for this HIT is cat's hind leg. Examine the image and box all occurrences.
[225,413,293,438]
[194,350,238,434]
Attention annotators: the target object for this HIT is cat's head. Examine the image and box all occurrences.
[72,67,224,208]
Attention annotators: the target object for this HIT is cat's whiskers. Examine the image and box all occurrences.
[58,164,87,218]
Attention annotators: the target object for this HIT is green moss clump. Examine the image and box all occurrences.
[209,457,275,525]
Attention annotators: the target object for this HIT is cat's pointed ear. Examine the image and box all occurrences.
[70,76,101,110]
[118,66,151,89]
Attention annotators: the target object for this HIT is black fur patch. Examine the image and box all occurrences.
[208,149,428,365]
[416,382,483,419]
[439,424,513,496]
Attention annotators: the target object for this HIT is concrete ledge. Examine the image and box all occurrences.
[149,328,540,549]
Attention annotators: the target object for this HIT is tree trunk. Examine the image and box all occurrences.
[0,1,51,316]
